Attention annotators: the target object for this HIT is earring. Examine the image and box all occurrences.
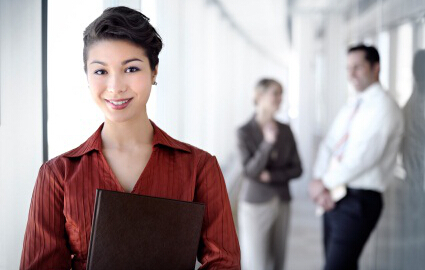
[153,81,157,85]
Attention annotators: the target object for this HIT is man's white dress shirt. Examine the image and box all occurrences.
[314,82,404,192]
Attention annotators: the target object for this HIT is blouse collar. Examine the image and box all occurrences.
[63,120,191,158]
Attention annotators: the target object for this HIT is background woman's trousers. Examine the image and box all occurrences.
[238,196,290,270]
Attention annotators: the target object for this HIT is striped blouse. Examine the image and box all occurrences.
[20,121,240,270]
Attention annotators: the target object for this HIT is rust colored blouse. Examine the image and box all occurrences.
[20,122,240,270]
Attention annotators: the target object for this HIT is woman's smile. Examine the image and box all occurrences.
[105,98,133,110]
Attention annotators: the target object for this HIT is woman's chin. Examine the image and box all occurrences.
[104,114,134,124]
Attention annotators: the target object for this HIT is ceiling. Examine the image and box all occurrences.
[217,0,290,65]
[214,0,361,65]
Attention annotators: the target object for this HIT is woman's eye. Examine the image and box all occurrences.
[125,67,140,73]
[94,69,107,75]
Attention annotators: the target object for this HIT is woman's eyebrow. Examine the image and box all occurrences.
[122,58,143,65]
[89,58,143,66]
[90,60,106,65]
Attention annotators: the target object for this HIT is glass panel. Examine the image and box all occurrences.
[394,22,413,106]
[377,31,390,90]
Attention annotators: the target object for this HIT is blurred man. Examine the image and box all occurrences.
[309,44,404,270]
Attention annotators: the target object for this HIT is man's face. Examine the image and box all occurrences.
[347,51,379,92]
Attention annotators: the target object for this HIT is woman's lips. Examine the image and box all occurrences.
[105,98,132,110]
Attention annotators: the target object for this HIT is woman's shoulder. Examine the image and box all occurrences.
[39,125,104,176]
[35,155,69,183]
[237,116,257,134]
[152,122,213,161]
[276,121,291,130]
[166,134,213,162]
[275,122,296,140]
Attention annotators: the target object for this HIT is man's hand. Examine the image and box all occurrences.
[308,179,326,200]
[309,179,335,211]
[316,190,335,211]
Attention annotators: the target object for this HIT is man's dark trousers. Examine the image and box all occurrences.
[323,188,383,270]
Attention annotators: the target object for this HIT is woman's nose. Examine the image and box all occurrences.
[107,73,126,93]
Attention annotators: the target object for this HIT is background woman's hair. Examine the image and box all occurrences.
[83,6,163,72]
[254,78,282,105]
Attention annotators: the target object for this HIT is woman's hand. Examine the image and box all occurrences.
[259,170,271,183]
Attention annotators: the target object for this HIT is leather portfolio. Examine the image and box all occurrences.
[86,189,205,270]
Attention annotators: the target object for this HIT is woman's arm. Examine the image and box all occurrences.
[237,128,273,180]
[194,154,241,269]
[268,128,303,184]
[20,162,71,270]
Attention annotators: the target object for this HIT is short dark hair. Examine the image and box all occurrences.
[348,44,380,67]
[83,6,163,72]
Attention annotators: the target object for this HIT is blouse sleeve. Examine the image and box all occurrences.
[20,162,71,270]
[194,154,241,269]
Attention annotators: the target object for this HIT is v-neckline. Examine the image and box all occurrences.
[99,147,156,194]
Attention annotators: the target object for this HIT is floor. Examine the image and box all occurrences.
[285,198,324,270]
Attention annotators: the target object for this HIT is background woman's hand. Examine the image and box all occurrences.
[263,122,278,144]
[259,170,271,183]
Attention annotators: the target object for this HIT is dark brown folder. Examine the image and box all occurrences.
[87,189,205,270]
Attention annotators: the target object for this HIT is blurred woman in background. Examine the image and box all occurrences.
[237,78,302,270]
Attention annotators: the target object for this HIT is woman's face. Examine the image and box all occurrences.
[86,39,157,124]
[257,83,283,114]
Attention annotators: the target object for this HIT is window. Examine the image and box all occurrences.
[48,0,104,158]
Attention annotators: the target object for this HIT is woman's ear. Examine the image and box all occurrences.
[152,65,159,85]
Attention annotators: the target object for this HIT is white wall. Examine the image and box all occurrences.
[0,0,43,268]
[289,12,347,197]
[153,0,288,164]
[290,14,317,197]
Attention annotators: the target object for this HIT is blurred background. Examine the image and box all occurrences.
[1,0,424,269]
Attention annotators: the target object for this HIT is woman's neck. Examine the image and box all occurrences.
[255,109,274,126]
[101,114,153,151]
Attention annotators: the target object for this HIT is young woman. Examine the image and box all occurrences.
[20,6,240,270]
[237,79,302,270]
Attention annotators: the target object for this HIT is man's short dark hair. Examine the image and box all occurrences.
[83,6,163,72]
[348,44,380,67]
